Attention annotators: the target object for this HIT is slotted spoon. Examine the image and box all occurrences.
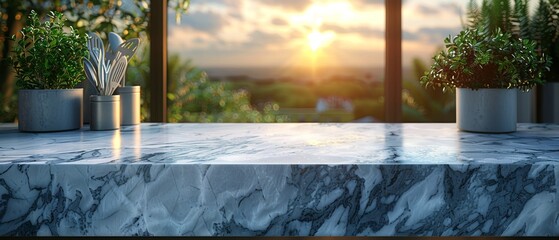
[106,56,128,95]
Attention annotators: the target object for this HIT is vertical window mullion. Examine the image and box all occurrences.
[149,0,168,122]
[385,0,402,123]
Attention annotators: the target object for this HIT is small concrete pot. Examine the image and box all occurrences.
[457,88,517,133]
[115,86,140,125]
[18,89,83,132]
[90,95,120,131]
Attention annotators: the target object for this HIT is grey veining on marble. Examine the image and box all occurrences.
[0,123,558,236]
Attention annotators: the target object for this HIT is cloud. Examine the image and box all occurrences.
[440,2,463,17]
[245,30,286,48]
[169,0,464,68]
[181,10,228,33]
[416,5,440,15]
[403,27,461,44]
[414,2,462,17]
[354,0,385,6]
[322,24,384,39]
[259,0,312,11]
[271,18,288,26]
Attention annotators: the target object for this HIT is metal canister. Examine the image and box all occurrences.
[90,95,120,131]
[115,86,140,125]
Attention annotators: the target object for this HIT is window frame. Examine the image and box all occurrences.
[148,0,403,123]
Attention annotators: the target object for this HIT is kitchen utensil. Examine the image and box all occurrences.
[108,32,124,53]
[107,56,128,95]
[83,58,99,93]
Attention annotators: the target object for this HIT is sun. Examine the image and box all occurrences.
[304,16,334,52]
[307,30,325,52]
[307,29,335,52]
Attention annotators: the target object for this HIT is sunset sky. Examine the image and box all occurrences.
[168,0,466,69]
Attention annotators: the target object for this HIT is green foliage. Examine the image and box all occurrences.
[246,82,317,108]
[403,58,455,122]
[512,0,531,39]
[466,0,482,29]
[0,91,16,122]
[167,55,287,123]
[353,99,384,120]
[421,28,551,91]
[466,0,514,35]
[8,11,88,89]
[466,0,559,82]
[532,0,559,82]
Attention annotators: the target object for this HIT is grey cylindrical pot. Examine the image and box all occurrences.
[90,95,120,131]
[18,89,83,132]
[517,88,536,123]
[82,79,98,124]
[457,88,517,133]
[115,86,140,125]
[539,82,559,123]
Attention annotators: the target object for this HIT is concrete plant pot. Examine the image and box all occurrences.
[456,88,517,133]
[18,89,83,132]
[517,88,536,123]
[538,82,559,123]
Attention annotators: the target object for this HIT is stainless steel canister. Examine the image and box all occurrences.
[90,95,120,131]
[115,86,140,125]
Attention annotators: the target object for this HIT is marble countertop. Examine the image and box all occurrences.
[1,123,558,236]
[1,123,558,165]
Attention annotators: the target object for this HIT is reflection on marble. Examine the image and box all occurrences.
[0,123,557,236]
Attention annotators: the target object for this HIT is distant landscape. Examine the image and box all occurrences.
[203,66,385,83]
[179,66,441,123]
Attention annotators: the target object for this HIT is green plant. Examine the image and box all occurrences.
[8,10,88,89]
[465,0,559,82]
[531,0,559,82]
[421,28,551,92]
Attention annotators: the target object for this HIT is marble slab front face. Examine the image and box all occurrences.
[0,123,558,236]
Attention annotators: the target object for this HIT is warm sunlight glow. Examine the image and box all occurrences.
[307,30,334,52]
[112,131,121,160]
[305,16,335,52]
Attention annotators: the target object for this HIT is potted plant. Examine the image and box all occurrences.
[466,0,559,123]
[8,10,88,132]
[421,27,550,133]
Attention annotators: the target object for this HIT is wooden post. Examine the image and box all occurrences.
[385,0,402,123]
[149,0,167,122]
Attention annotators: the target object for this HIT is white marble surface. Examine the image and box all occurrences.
[0,123,558,236]
[1,123,558,165]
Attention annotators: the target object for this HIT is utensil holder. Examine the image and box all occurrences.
[115,86,140,125]
[90,95,120,131]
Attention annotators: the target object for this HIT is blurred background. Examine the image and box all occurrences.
[1,0,550,123]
